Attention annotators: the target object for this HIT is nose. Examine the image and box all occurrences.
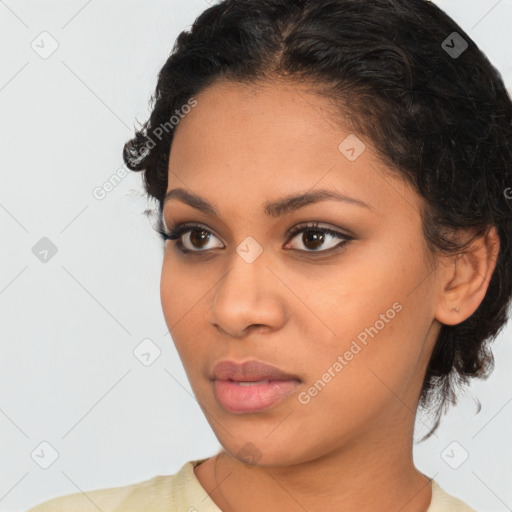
[206,250,287,338]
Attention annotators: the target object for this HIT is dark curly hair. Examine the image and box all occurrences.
[122,0,512,438]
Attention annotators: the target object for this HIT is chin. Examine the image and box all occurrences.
[213,433,310,468]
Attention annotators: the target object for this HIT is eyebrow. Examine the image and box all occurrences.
[163,187,373,218]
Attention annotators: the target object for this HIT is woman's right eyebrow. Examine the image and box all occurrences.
[163,187,374,218]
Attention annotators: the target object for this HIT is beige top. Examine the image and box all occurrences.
[26,458,477,512]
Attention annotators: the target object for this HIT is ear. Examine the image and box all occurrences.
[435,226,500,326]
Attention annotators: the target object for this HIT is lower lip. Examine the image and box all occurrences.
[213,379,300,413]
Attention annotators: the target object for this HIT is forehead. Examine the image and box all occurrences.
[167,80,422,220]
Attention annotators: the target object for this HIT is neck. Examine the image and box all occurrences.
[199,408,432,512]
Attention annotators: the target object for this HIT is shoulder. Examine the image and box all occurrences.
[24,459,211,512]
[25,475,175,512]
[429,480,478,512]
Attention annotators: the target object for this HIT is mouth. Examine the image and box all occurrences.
[213,378,301,414]
[229,379,272,386]
[210,359,302,413]
[211,359,302,382]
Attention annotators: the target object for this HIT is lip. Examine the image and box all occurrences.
[211,359,301,382]
[211,360,302,414]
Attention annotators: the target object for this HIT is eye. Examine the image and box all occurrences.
[284,221,353,253]
[157,221,354,255]
[157,222,224,252]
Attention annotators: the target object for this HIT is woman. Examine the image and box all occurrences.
[27,0,512,510]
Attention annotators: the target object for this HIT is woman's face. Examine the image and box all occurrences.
[160,79,445,465]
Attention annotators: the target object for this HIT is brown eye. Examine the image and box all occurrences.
[286,223,352,253]
[160,220,352,256]
[159,222,224,252]
[188,228,212,249]
[300,230,325,250]
[180,227,223,251]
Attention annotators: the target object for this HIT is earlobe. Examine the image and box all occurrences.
[434,226,500,326]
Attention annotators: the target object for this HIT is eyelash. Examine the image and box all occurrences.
[157,221,354,256]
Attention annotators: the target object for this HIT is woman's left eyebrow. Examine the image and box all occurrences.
[163,187,374,218]
[263,189,374,217]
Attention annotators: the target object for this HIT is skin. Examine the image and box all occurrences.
[159,79,500,512]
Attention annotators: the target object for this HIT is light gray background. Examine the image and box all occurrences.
[1,1,511,511]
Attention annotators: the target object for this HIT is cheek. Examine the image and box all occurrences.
[160,255,203,327]
[298,237,432,382]
[160,256,210,364]
[160,258,195,362]
[290,303,427,439]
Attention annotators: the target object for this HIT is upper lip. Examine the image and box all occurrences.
[211,360,301,382]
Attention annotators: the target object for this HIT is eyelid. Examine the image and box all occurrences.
[163,221,225,248]
[284,222,353,253]
[160,219,354,255]
[285,221,354,239]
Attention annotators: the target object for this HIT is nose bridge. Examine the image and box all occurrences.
[214,244,268,307]
[208,243,285,334]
